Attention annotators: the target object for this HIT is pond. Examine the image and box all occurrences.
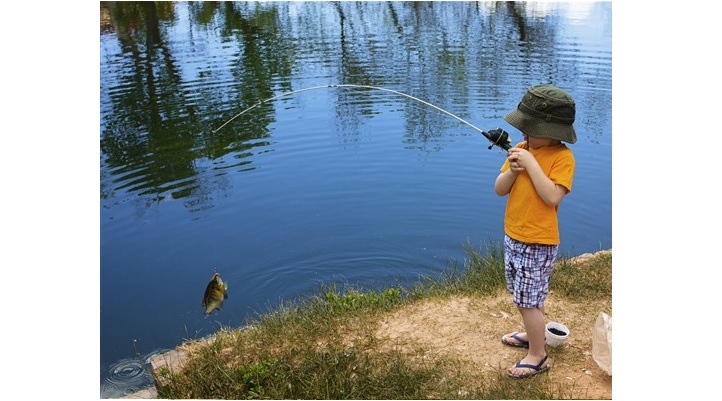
[99,1,611,397]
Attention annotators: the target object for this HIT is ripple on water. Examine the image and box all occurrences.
[100,358,156,398]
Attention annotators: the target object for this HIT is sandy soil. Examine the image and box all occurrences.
[374,292,611,399]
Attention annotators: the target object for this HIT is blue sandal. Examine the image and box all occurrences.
[501,332,529,348]
[508,355,551,379]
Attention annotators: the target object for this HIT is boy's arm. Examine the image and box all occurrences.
[494,169,518,196]
[507,147,569,206]
[525,164,568,206]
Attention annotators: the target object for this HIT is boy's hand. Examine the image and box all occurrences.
[507,148,532,172]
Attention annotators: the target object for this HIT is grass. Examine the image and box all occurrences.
[153,241,612,399]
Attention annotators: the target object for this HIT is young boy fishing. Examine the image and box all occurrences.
[493,84,576,379]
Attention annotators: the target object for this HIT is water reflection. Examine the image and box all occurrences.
[101,1,611,212]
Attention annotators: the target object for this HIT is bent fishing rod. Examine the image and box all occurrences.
[212,84,512,152]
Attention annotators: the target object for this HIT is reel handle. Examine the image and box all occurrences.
[483,128,512,151]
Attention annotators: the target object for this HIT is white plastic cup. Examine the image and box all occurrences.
[545,322,570,347]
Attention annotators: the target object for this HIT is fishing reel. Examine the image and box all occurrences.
[482,128,511,151]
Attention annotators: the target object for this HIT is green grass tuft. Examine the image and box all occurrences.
[550,253,612,299]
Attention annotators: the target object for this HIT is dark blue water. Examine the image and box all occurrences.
[99,1,611,397]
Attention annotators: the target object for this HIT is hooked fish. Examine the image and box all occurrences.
[202,272,228,314]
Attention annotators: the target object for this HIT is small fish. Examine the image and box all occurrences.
[202,272,228,314]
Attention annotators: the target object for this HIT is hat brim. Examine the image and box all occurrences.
[504,109,577,144]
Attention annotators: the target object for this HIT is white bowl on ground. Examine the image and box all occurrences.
[545,322,569,347]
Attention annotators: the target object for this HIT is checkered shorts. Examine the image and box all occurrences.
[504,234,559,308]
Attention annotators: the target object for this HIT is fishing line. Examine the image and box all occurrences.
[212,84,511,151]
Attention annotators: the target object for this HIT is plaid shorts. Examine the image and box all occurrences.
[504,234,559,308]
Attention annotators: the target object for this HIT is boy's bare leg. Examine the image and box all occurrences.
[508,306,549,375]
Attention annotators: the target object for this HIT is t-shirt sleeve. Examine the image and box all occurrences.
[500,159,510,173]
[550,150,575,192]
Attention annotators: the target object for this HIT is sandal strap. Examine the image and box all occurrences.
[514,355,548,371]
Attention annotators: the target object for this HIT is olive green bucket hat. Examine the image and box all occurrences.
[503,84,577,144]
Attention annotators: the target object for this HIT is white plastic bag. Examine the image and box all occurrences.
[592,312,612,375]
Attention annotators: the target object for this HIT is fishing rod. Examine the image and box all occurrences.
[212,84,512,152]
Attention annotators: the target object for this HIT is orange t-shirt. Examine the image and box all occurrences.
[500,142,575,245]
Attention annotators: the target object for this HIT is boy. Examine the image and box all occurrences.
[494,84,576,379]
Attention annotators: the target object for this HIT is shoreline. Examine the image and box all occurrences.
[117,249,612,399]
